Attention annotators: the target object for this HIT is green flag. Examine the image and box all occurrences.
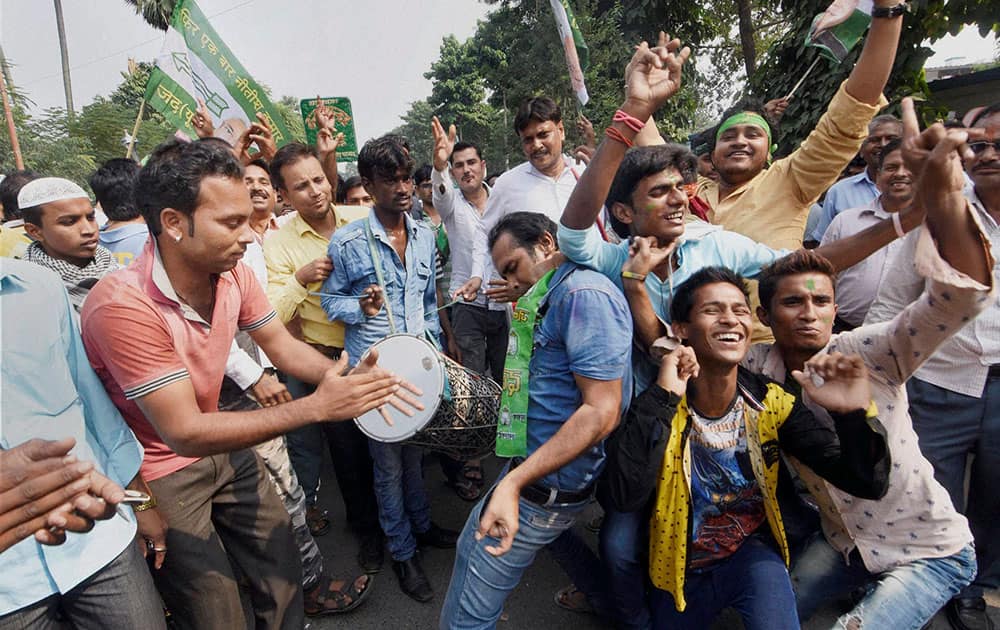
[144,0,291,144]
[806,0,873,63]
[548,0,590,106]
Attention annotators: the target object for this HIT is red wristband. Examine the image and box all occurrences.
[613,109,646,133]
[605,126,634,148]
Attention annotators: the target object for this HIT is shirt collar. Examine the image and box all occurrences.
[367,207,418,241]
[861,196,891,219]
[526,156,578,181]
[145,237,215,325]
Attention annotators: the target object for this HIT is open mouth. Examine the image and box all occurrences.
[713,332,744,344]
[727,150,752,159]
[250,191,268,200]
[664,210,684,222]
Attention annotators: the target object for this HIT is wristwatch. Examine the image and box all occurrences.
[872,2,907,18]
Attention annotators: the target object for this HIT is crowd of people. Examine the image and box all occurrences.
[1,4,998,630]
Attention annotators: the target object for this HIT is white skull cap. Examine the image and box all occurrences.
[17,177,89,209]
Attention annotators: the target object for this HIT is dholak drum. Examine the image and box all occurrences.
[354,334,501,460]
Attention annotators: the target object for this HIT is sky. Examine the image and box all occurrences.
[1,0,996,144]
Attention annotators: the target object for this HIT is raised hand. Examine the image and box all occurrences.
[576,114,596,148]
[314,96,335,133]
[431,116,457,172]
[192,99,214,138]
[792,352,871,414]
[655,345,699,397]
[248,113,277,161]
[623,235,677,277]
[763,97,790,124]
[623,31,691,120]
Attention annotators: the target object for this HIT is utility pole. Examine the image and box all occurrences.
[53,0,74,117]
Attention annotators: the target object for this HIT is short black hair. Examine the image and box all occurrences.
[414,164,433,185]
[757,250,837,313]
[451,141,482,162]
[269,142,318,192]
[970,102,1000,126]
[0,169,41,221]
[669,266,749,323]
[514,97,561,134]
[338,175,365,203]
[606,145,698,237]
[688,128,714,156]
[89,158,140,222]
[708,97,773,154]
[488,211,558,251]
[876,138,904,171]
[245,157,271,177]
[358,135,414,183]
[136,139,243,236]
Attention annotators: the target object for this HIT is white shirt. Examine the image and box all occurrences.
[821,197,903,326]
[867,189,1000,397]
[745,222,994,572]
[431,166,490,307]
[471,156,584,309]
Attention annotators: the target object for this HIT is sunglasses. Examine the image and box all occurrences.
[969,140,1000,155]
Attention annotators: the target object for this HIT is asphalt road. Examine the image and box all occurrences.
[305,453,999,630]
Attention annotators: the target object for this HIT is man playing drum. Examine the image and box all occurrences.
[320,134,460,604]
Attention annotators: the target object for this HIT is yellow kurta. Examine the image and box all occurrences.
[697,81,888,342]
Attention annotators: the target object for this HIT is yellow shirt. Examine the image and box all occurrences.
[696,81,888,340]
[0,223,31,259]
[263,206,368,348]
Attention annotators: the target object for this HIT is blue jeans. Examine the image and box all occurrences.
[792,532,977,629]
[649,535,800,630]
[907,375,1000,598]
[368,439,431,561]
[599,504,651,630]
[439,485,589,629]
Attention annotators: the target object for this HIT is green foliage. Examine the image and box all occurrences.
[122,0,175,31]
[275,95,307,144]
[749,0,999,155]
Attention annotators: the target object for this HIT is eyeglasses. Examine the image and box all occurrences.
[969,140,1000,155]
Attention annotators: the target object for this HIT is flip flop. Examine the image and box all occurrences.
[304,574,373,616]
[554,585,595,615]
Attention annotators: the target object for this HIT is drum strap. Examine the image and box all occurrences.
[364,219,398,333]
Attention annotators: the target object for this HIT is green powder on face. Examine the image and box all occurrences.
[805,278,816,291]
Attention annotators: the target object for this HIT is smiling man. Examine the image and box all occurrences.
[820,138,911,330]
[80,139,414,628]
[19,177,120,310]
[604,266,888,630]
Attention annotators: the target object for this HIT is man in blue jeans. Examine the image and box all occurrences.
[866,102,1000,630]
[438,210,632,629]
[321,134,458,603]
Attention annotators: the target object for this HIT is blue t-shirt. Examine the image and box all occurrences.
[526,262,633,493]
[687,397,765,569]
[558,222,789,394]
[98,222,149,267]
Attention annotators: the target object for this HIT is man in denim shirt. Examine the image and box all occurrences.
[439,212,632,629]
[321,135,456,604]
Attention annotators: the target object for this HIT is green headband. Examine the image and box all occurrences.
[716,112,775,153]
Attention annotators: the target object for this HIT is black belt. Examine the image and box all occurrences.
[510,458,593,507]
[988,364,1000,379]
[307,343,343,360]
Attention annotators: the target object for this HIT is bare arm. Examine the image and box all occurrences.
[476,375,623,555]
[843,1,903,106]
[248,316,336,385]
[134,356,407,457]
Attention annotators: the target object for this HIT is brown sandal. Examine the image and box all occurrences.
[304,574,372,616]
[306,505,331,537]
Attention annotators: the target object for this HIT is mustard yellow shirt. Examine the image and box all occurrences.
[0,223,31,259]
[696,81,888,341]
[263,206,368,348]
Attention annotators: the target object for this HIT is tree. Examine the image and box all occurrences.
[749,0,1000,155]
[122,0,174,30]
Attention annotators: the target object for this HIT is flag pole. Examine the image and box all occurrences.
[0,68,24,169]
[785,57,822,100]
[126,99,146,159]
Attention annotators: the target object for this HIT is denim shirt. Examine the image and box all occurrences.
[527,262,633,493]
[0,260,142,615]
[321,209,441,366]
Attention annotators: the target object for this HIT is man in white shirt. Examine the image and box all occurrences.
[457,96,592,305]
[867,103,1000,630]
[821,138,911,330]
[429,118,504,384]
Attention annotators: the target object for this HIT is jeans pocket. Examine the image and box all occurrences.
[527,510,576,530]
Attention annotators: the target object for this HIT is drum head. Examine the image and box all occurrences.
[354,334,445,443]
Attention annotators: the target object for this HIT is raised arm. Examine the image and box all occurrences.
[843,1,904,106]
[561,33,690,231]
